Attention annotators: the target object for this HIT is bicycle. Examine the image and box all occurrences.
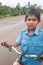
[1,42,43,65]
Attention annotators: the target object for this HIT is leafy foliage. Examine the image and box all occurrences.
[0,2,43,18]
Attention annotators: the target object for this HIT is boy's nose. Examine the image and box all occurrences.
[29,20,33,23]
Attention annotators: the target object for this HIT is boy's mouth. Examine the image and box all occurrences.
[28,25,35,29]
[29,25,34,27]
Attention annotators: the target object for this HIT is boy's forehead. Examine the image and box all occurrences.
[27,15,37,19]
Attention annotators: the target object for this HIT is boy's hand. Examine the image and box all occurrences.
[37,55,43,61]
[0,41,12,52]
[0,40,7,48]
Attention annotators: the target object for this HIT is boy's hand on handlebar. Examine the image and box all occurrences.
[0,41,7,48]
[37,55,43,61]
[0,41,12,52]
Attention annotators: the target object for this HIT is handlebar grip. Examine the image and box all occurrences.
[1,42,12,52]
[1,42,9,48]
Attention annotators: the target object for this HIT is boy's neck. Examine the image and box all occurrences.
[28,28,36,35]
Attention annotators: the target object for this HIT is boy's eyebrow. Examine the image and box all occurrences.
[27,18,37,20]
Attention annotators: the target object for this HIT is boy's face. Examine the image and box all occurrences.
[25,15,40,30]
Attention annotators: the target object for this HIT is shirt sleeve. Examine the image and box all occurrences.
[16,32,22,45]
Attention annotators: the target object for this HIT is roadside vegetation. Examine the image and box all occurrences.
[0,2,43,18]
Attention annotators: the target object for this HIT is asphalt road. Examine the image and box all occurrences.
[0,15,43,65]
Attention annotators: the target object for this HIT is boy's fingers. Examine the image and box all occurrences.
[1,42,3,45]
[1,42,7,48]
[0,40,7,46]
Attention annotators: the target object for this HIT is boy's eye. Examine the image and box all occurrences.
[27,19,31,21]
[27,19,37,21]
[32,19,37,21]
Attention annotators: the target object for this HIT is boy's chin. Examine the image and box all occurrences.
[28,28,36,31]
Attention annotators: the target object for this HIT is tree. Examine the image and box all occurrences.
[0,2,2,7]
[34,4,37,7]
[36,6,41,12]
[28,2,30,8]
[16,3,21,10]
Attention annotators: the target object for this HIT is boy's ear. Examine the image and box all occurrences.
[38,19,41,23]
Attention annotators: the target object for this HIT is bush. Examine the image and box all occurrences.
[0,15,3,18]
[3,14,11,17]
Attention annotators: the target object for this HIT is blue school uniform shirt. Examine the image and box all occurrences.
[16,27,43,65]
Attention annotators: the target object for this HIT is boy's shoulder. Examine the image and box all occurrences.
[38,28,43,34]
[21,29,27,33]
[38,28,43,32]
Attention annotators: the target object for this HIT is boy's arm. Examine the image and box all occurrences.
[0,41,19,48]
[11,43,19,47]
[0,32,21,48]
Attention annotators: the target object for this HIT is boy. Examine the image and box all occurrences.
[1,9,43,65]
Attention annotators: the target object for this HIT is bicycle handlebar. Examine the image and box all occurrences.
[1,42,43,61]
[1,42,38,57]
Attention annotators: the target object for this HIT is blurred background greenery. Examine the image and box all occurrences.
[0,2,43,18]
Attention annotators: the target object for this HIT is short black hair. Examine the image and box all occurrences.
[25,9,40,21]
